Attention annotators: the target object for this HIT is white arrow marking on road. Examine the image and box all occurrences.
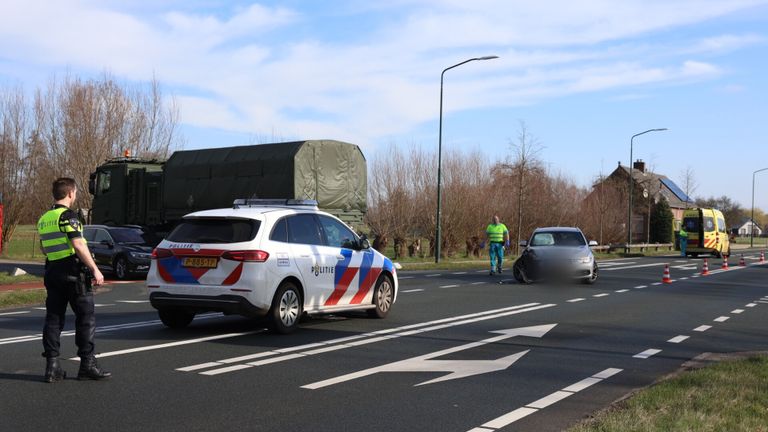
[302,324,557,390]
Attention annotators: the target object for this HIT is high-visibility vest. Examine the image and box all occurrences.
[486,223,508,243]
[37,207,77,261]
[679,228,688,239]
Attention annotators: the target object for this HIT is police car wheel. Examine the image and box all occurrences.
[269,281,302,334]
[158,309,195,329]
[114,256,129,280]
[367,275,393,319]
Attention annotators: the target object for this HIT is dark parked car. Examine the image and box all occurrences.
[83,225,161,279]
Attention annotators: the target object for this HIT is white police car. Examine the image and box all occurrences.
[147,199,398,333]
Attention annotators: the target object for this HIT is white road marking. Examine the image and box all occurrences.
[471,282,485,285]
[425,274,441,277]
[476,270,488,273]
[667,335,689,344]
[746,303,757,308]
[633,349,661,359]
[33,307,47,310]
[679,277,689,280]
[634,285,647,289]
[651,282,662,286]
[94,304,115,307]
[714,316,730,322]
[398,276,414,280]
[567,298,585,303]
[471,368,622,431]
[452,272,468,275]
[693,325,711,332]
[439,284,459,289]
[598,261,637,268]
[70,330,264,360]
[674,260,687,263]
[758,301,768,304]
[603,263,667,271]
[614,289,629,293]
[731,309,744,314]
[0,311,30,316]
[184,303,557,375]
[593,293,609,298]
[401,289,424,293]
[116,300,150,304]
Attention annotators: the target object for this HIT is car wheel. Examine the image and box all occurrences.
[113,256,129,280]
[269,281,302,334]
[367,275,394,319]
[158,309,195,329]
[513,261,531,284]
[582,263,598,284]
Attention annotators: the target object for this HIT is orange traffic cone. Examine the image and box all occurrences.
[721,255,729,270]
[662,264,672,284]
[739,255,746,267]
[761,250,765,263]
[701,258,710,276]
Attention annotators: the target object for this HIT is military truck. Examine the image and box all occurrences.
[89,140,367,231]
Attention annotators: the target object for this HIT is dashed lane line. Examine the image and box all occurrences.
[401,289,424,293]
[425,274,441,277]
[667,335,690,344]
[634,285,647,289]
[615,289,629,293]
[116,300,150,304]
[746,303,757,308]
[713,316,730,322]
[731,309,744,314]
[602,263,667,271]
[566,298,585,303]
[593,293,609,298]
[633,349,662,359]
[468,368,622,431]
[693,325,711,332]
[439,285,459,289]
[0,311,30,316]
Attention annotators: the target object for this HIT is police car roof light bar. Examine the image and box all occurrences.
[233,198,319,209]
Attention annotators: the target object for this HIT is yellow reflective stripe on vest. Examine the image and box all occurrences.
[37,208,76,261]
[486,223,508,242]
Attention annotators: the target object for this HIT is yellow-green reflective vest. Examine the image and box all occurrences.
[486,223,508,243]
[37,207,77,261]
[679,228,688,239]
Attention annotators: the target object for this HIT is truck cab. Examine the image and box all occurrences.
[89,158,164,226]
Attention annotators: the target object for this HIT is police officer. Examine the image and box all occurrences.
[38,177,111,382]
[485,215,510,275]
[679,224,688,257]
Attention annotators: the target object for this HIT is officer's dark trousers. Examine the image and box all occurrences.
[42,268,96,359]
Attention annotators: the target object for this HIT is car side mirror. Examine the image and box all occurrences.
[100,239,114,248]
[588,240,598,247]
[519,240,528,247]
[359,238,371,250]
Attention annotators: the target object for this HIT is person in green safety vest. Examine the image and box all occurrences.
[485,215,510,275]
[37,177,111,383]
[679,225,688,257]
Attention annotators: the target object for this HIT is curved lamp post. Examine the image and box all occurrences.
[627,128,667,248]
[435,55,498,263]
[751,167,768,247]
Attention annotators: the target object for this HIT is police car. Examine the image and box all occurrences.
[146,199,398,333]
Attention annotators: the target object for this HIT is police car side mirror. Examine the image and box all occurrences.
[359,238,371,250]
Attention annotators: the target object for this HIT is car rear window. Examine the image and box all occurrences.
[167,218,260,243]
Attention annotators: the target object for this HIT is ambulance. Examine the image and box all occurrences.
[682,208,730,257]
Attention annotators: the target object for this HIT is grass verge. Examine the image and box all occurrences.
[570,354,768,432]
[0,289,47,309]
[0,273,43,284]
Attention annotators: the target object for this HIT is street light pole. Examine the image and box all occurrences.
[751,167,768,248]
[627,128,667,249]
[435,55,498,263]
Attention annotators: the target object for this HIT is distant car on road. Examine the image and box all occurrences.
[84,225,160,279]
[513,227,598,284]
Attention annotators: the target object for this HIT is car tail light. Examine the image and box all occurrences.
[151,248,173,259]
[221,250,269,262]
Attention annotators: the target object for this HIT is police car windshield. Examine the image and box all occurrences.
[530,231,586,247]
[167,218,260,243]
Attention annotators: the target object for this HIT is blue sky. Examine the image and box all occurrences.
[2,0,767,211]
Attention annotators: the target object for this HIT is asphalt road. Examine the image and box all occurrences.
[1,252,766,432]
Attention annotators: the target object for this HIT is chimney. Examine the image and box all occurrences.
[633,159,645,173]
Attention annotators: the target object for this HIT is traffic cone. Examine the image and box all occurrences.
[700,258,710,276]
[739,255,746,267]
[760,250,765,263]
[662,264,672,284]
[721,255,729,270]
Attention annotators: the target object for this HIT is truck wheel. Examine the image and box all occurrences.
[158,309,195,329]
[367,275,394,319]
[269,281,302,334]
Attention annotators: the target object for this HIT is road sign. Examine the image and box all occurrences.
[303,324,557,390]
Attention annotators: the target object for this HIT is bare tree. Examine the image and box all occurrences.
[678,166,698,209]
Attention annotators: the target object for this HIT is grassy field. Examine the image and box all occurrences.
[570,354,768,432]
[0,288,47,308]
[0,273,42,284]
[1,224,45,261]
[731,236,768,246]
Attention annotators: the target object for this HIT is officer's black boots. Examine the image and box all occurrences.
[77,356,112,380]
[44,357,67,383]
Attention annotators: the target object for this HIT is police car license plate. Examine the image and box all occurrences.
[182,257,218,268]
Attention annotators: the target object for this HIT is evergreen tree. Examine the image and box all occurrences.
[650,196,674,243]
